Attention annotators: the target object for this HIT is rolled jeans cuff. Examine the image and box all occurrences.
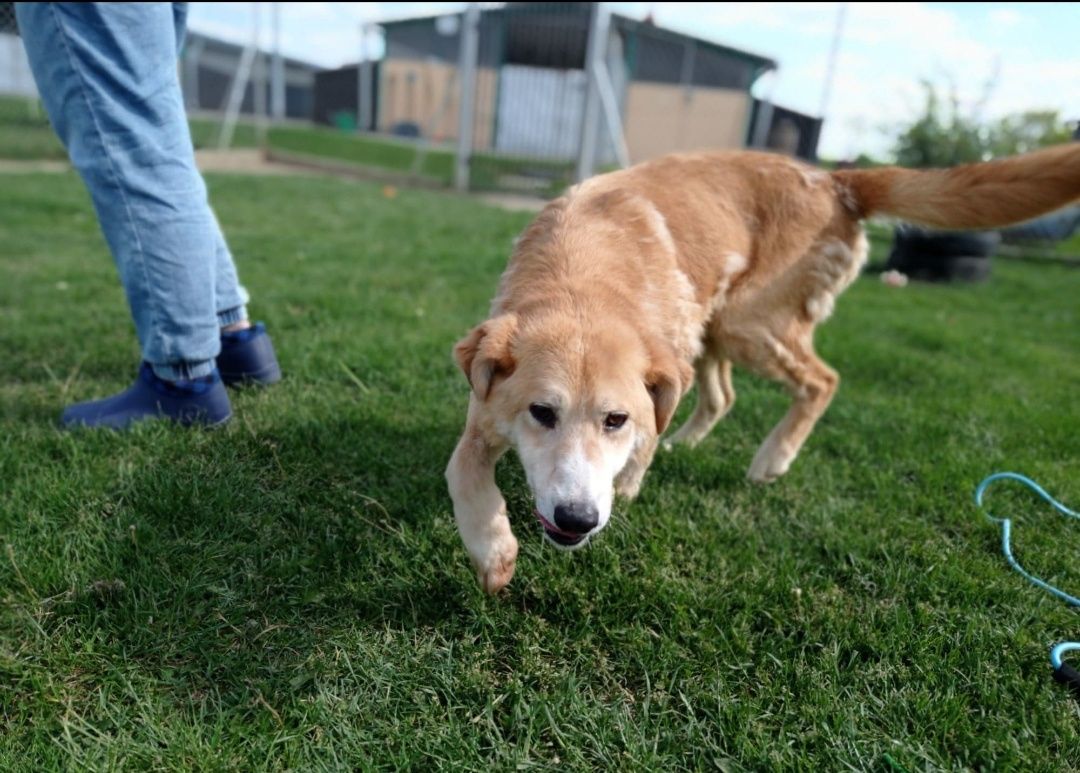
[217,305,249,328]
[151,359,216,381]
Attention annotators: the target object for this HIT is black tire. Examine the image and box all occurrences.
[887,226,998,282]
[942,255,992,283]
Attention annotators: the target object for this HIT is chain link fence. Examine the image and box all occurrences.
[1,1,38,99]
[362,2,794,194]
[0,2,819,197]
[0,2,59,162]
[462,2,616,194]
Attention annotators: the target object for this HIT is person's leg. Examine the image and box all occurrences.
[169,2,257,337]
[17,2,220,380]
[17,2,278,425]
[211,213,252,333]
[209,207,281,386]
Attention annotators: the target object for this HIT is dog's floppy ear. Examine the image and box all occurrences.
[453,314,518,400]
[645,340,692,435]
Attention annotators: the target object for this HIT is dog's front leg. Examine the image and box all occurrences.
[615,434,659,500]
[445,412,517,594]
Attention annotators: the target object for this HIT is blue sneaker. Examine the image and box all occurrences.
[60,363,232,430]
[216,322,282,387]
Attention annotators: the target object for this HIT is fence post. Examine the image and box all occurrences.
[454,3,480,192]
[252,3,267,147]
[217,14,258,150]
[357,22,375,133]
[576,2,609,183]
[270,2,285,121]
[183,36,204,111]
[750,69,778,148]
[819,2,847,119]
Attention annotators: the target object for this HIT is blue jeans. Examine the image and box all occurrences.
[16,2,249,380]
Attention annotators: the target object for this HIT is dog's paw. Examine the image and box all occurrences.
[663,425,705,449]
[747,441,795,484]
[472,534,519,595]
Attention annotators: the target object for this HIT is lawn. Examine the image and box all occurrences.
[267,125,455,185]
[0,96,257,161]
[266,124,577,195]
[0,95,65,160]
[2,169,1080,770]
[0,95,575,196]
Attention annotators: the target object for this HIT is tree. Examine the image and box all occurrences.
[891,79,1072,168]
[892,79,988,168]
[987,111,1073,156]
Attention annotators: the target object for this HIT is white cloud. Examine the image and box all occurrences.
[988,7,1026,27]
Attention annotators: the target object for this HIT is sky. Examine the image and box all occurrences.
[187,2,1080,159]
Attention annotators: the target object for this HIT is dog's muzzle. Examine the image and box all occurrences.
[533,502,598,548]
[533,509,586,546]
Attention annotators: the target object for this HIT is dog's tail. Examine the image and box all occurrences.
[832,143,1080,230]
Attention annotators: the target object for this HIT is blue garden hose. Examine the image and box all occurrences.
[975,472,1080,693]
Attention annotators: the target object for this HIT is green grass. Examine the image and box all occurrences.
[187,117,258,151]
[0,96,257,160]
[2,170,1080,770]
[1004,230,1080,264]
[265,124,578,196]
[0,95,64,160]
[268,125,456,185]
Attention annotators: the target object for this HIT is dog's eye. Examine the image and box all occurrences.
[529,404,557,429]
[604,412,629,431]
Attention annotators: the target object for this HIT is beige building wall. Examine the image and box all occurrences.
[378,58,496,150]
[377,61,753,160]
[624,83,751,163]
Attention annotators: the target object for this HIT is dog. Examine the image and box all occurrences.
[446,144,1080,594]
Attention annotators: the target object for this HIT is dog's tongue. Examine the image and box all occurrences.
[533,508,580,538]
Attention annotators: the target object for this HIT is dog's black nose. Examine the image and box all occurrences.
[553,502,599,534]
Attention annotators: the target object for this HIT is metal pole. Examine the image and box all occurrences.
[252,2,268,147]
[675,39,696,149]
[454,3,480,192]
[818,1,846,118]
[594,61,630,169]
[184,37,205,112]
[217,43,257,149]
[358,22,374,133]
[751,68,778,148]
[576,2,609,183]
[679,39,696,96]
[271,2,285,121]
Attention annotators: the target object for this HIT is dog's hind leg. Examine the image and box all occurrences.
[445,401,517,594]
[664,355,735,449]
[744,331,838,484]
[741,231,865,482]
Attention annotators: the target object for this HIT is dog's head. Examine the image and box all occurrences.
[454,308,689,549]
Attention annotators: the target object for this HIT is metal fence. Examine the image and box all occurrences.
[0,2,37,99]
[369,1,795,194]
[0,2,819,196]
[457,2,626,194]
[355,2,630,194]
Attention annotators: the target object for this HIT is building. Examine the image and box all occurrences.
[312,62,381,132]
[315,3,822,163]
[179,31,321,121]
[747,101,824,162]
[0,8,323,120]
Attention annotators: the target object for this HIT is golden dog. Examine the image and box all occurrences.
[446,145,1080,593]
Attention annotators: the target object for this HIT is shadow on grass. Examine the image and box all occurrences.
[19,409,484,702]
[21,386,751,715]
